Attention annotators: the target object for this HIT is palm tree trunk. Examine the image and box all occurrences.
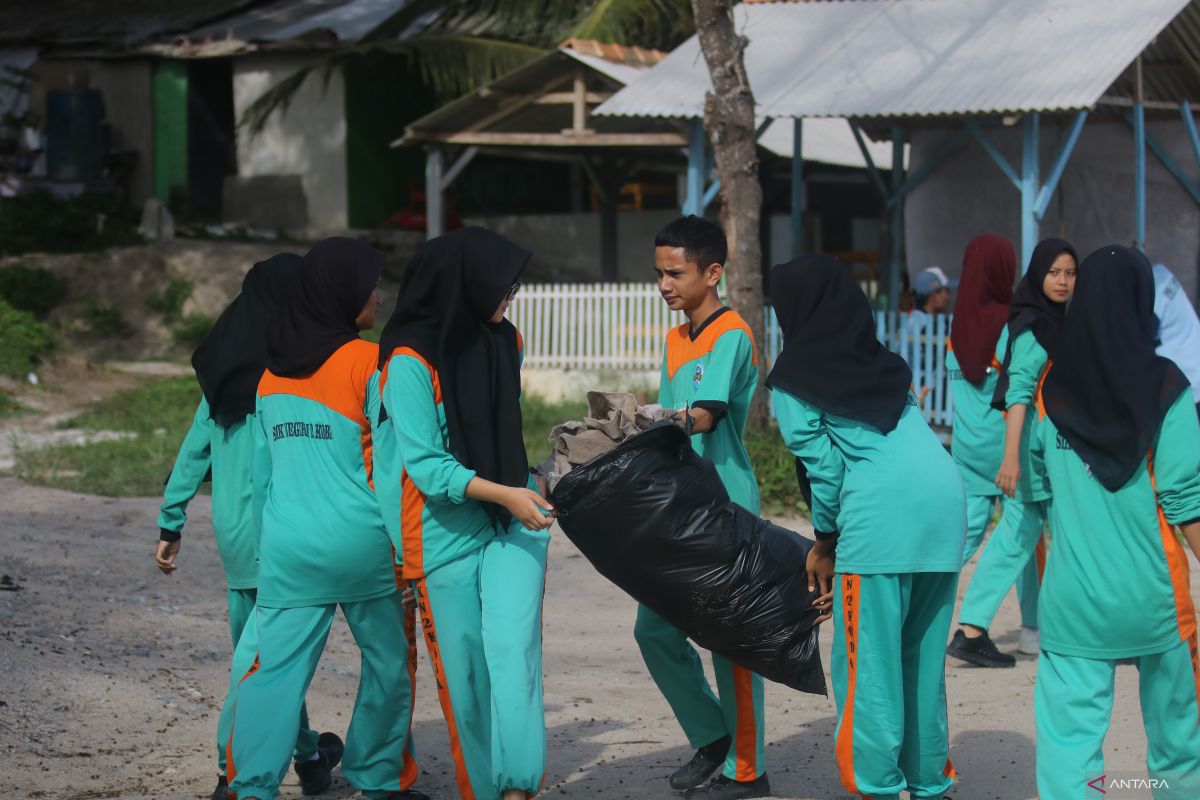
[691,0,769,430]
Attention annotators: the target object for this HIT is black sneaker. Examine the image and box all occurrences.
[210,774,228,800]
[295,732,345,795]
[947,629,1016,668]
[685,773,772,799]
[373,791,431,800]
[670,735,732,790]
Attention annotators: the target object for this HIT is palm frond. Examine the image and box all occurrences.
[236,35,546,135]
[567,0,692,46]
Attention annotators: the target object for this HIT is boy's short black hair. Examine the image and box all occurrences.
[654,215,727,270]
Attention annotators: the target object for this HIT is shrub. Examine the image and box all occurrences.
[147,278,194,323]
[0,191,141,256]
[0,296,57,376]
[81,298,127,336]
[0,263,67,319]
[171,313,213,351]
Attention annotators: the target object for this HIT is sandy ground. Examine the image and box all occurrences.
[3,474,1196,800]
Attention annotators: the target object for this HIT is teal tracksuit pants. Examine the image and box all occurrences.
[1035,637,1200,800]
[414,523,550,800]
[216,588,318,774]
[959,497,1044,630]
[634,605,766,781]
[227,593,418,799]
[832,572,959,800]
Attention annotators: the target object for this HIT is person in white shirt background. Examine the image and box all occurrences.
[906,267,957,408]
[1152,263,1200,420]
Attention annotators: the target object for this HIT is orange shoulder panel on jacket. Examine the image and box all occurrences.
[259,339,377,424]
[666,310,758,381]
[387,346,443,405]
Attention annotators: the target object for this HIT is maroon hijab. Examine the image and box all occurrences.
[950,235,1016,385]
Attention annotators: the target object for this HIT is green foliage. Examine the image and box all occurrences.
[0,192,141,256]
[20,377,201,497]
[146,278,194,323]
[0,388,17,416]
[744,426,810,518]
[0,297,57,377]
[170,313,213,351]
[67,376,198,435]
[0,263,67,319]
[80,298,127,336]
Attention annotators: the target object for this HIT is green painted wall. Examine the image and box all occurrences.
[152,60,188,204]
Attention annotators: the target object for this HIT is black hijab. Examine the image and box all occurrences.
[1042,245,1190,491]
[766,255,913,433]
[378,227,531,524]
[192,253,300,427]
[992,237,1076,410]
[267,237,385,377]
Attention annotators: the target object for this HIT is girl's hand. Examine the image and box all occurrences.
[401,585,417,612]
[811,588,834,625]
[995,455,1021,498]
[155,539,180,575]
[805,540,836,625]
[503,487,555,531]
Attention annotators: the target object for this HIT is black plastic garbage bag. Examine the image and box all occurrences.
[552,423,826,695]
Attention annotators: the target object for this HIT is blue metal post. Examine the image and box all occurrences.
[1134,101,1146,250]
[1020,113,1040,270]
[684,118,704,216]
[791,118,804,258]
[1182,101,1200,170]
[1034,111,1088,218]
[890,127,905,310]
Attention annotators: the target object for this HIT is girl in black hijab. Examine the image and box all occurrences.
[156,254,331,798]
[227,238,428,800]
[376,227,550,800]
[767,255,967,800]
[1027,245,1200,799]
[950,238,1077,669]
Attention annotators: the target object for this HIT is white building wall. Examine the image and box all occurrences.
[905,118,1200,303]
[233,55,347,231]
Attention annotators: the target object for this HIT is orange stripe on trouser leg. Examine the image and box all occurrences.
[399,601,420,789]
[943,758,956,780]
[835,575,863,797]
[1035,536,1047,583]
[224,655,260,799]
[732,665,759,781]
[415,579,476,800]
[1188,632,1200,724]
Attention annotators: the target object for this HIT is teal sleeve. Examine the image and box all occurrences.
[773,390,845,534]
[251,393,271,554]
[657,347,673,408]
[386,355,476,504]
[1153,392,1200,524]
[693,329,752,409]
[1030,409,1048,488]
[1004,330,1049,408]
[156,398,213,536]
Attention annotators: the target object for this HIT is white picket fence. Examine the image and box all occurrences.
[508,283,954,426]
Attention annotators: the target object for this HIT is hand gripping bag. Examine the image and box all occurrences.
[551,423,826,695]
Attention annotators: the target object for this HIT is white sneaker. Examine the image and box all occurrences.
[1018,626,1040,655]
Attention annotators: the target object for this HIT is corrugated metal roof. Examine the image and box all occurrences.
[185,0,410,44]
[596,0,1194,120]
[403,44,666,140]
[756,117,904,169]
